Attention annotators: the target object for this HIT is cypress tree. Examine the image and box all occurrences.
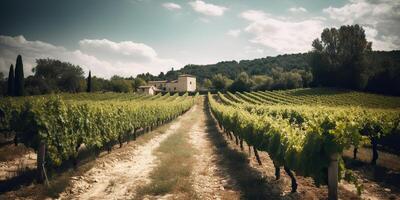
[14,55,24,96]
[87,70,92,92]
[7,64,15,96]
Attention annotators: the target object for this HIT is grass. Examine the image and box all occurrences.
[135,109,198,199]
[44,120,179,198]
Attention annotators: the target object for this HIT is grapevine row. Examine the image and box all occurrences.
[1,93,198,172]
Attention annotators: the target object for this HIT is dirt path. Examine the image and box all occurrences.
[59,106,197,200]
[189,100,239,200]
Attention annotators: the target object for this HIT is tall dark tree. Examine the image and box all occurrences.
[14,55,25,96]
[87,71,92,92]
[7,64,15,96]
[311,25,372,90]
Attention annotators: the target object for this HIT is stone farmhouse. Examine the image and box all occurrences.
[138,74,196,95]
[137,85,158,95]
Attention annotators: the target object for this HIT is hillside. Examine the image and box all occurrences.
[163,53,310,82]
[158,51,400,84]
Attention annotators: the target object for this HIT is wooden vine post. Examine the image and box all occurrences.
[328,153,339,200]
[37,142,48,185]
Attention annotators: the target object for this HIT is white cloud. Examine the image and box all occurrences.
[363,26,399,50]
[245,46,264,54]
[0,35,180,78]
[79,39,158,62]
[288,7,308,13]
[240,10,324,53]
[226,29,241,37]
[189,0,227,16]
[162,2,181,10]
[323,0,400,50]
[240,10,268,21]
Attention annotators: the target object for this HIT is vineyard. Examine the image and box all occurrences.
[209,88,400,199]
[1,89,399,199]
[0,92,198,182]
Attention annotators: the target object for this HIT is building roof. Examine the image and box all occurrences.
[179,74,195,77]
[138,85,155,89]
[148,80,167,83]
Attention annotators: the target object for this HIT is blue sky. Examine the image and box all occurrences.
[0,0,399,78]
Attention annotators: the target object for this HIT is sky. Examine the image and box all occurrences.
[0,0,399,78]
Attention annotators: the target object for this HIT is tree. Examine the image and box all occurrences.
[203,78,213,89]
[229,72,253,92]
[133,78,146,91]
[311,25,372,90]
[136,73,158,82]
[252,75,273,91]
[7,65,15,96]
[158,72,165,80]
[87,71,92,92]
[91,76,112,92]
[109,76,133,92]
[25,75,53,95]
[212,74,232,91]
[14,55,24,96]
[32,59,85,93]
[298,70,313,87]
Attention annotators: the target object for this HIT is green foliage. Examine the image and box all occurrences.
[110,77,133,93]
[177,54,310,82]
[91,76,111,92]
[14,55,24,96]
[311,25,372,90]
[136,72,159,82]
[212,74,233,91]
[7,65,15,96]
[209,88,400,189]
[1,93,197,167]
[32,59,85,93]
[270,68,304,90]
[228,72,253,92]
[133,77,146,90]
[202,78,212,90]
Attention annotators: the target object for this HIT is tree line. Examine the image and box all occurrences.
[5,55,24,96]
[172,25,399,95]
[310,24,400,96]
[0,24,399,96]
[0,58,147,96]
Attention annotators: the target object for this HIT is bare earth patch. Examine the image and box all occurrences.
[0,144,36,181]
[189,100,239,200]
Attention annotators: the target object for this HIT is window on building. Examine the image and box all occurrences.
[190,81,192,85]
[174,87,176,91]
